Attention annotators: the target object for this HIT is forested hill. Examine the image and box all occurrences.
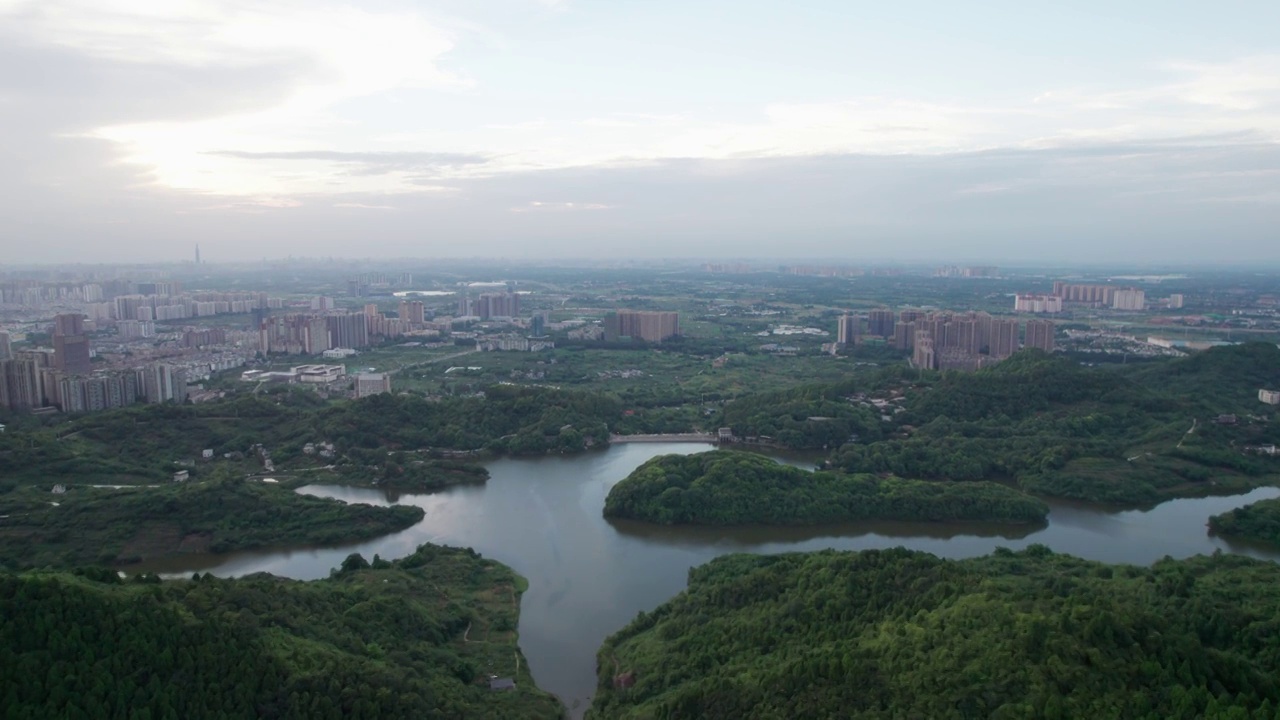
[1209,497,1280,546]
[603,451,1048,525]
[0,384,621,489]
[589,547,1280,720]
[0,545,564,720]
[0,475,424,570]
[832,343,1280,505]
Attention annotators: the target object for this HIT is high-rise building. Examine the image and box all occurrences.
[837,314,859,345]
[951,318,980,354]
[52,313,91,375]
[398,300,426,324]
[868,309,895,337]
[1025,320,1055,352]
[1168,294,1185,310]
[142,364,187,405]
[474,292,520,320]
[912,331,936,369]
[0,330,10,361]
[605,310,680,343]
[1112,288,1146,311]
[1014,294,1064,313]
[892,322,916,350]
[326,313,369,350]
[0,359,43,409]
[989,319,1020,359]
[195,244,201,264]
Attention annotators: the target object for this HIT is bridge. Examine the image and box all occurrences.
[609,433,718,444]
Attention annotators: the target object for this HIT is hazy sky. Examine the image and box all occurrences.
[2,0,1278,264]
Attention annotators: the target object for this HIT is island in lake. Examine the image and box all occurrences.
[603,450,1049,525]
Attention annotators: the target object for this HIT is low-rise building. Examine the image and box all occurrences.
[292,364,345,383]
[1260,389,1280,405]
[355,373,392,398]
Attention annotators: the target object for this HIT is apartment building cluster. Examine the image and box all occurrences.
[346,273,414,297]
[1049,282,1147,311]
[935,266,1000,278]
[258,312,372,355]
[0,345,191,412]
[456,291,521,320]
[603,310,680,343]
[1014,294,1064,314]
[834,307,1054,371]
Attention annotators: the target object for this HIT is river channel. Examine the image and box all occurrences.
[142,443,1280,718]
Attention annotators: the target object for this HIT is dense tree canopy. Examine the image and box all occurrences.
[0,545,563,720]
[826,344,1280,504]
[589,547,1280,720]
[0,474,422,569]
[1209,498,1280,546]
[603,451,1047,525]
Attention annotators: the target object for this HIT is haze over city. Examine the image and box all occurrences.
[2,0,1279,263]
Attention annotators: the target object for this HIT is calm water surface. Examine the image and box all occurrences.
[143,443,1280,718]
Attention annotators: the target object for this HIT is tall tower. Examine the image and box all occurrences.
[837,314,859,345]
[195,244,201,264]
[53,313,91,374]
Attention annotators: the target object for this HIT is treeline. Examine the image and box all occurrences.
[0,474,423,569]
[720,367,914,449]
[319,385,617,456]
[0,384,625,489]
[823,344,1280,504]
[589,547,1280,719]
[0,544,563,719]
[1209,498,1280,546]
[603,451,1047,525]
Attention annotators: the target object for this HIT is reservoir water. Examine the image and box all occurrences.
[142,443,1280,717]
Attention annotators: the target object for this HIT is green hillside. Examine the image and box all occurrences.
[0,545,564,720]
[589,547,1280,720]
[603,451,1047,525]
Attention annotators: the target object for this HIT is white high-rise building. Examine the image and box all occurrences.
[1112,288,1146,311]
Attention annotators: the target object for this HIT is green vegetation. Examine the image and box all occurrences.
[603,451,1048,525]
[825,344,1280,504]
[0,544,563,719]
[0,475,423,569]
[1209,498,1280,546]
[720,377,890,449]
[590,546,1280,720]
[0,385,623,490]
[323,458,490,493]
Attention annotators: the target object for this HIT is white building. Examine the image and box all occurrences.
[1112,288,1146,311]
[1260,389,1280,405]
[1014,294,1064,314]
[1168,294,1185,310]
[292,364,345,383]
[322,348,359,359]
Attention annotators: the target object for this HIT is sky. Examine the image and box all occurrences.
[1,0,1278,264]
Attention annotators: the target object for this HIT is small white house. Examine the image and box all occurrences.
[201,449,214,460]
[173,470,190,482]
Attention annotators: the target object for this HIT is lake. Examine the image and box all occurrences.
[141,442,1280,718]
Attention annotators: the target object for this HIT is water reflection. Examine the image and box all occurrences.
[140,442,1280,719]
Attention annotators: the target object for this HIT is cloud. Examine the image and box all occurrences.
[333,202,398,210]
[205,150,491,177]
[509,201,613,212]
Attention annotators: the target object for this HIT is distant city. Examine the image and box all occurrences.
[1,258,1276,416]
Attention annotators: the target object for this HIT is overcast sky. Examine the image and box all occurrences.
[2,0,1278,264]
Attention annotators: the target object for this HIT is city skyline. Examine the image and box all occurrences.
[1,1,1278,263]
